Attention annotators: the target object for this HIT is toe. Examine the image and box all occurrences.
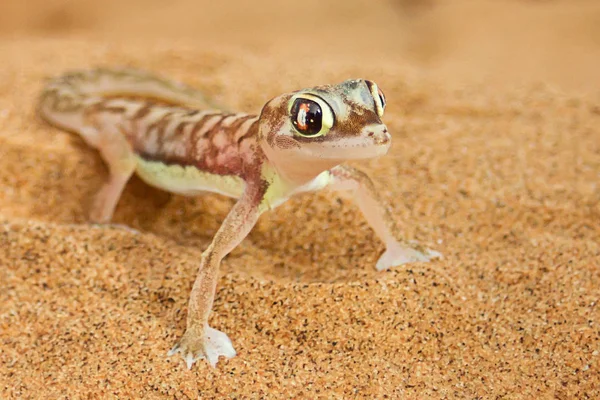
[185,353,194,370]
[205,347,219,368]
[167,343,180,357]
[425,249,443,260]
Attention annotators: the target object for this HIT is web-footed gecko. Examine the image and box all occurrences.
[38,68,440,368]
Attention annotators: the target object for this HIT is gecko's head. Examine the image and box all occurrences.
[258,79,390,164]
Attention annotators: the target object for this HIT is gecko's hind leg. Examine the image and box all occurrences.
[88,126,136,224]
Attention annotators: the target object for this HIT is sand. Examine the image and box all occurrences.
[1,0,599,398]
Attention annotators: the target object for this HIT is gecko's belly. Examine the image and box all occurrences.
[134,156,245,198]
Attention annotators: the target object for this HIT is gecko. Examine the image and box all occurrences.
[37,68,440,369]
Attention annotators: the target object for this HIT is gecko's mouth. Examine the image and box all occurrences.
[300,126,391,160]
[301,139,391,160]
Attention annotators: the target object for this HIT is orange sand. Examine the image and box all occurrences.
[0,0,599,398]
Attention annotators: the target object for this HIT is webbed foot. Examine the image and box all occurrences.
[376,243,442,271]
[167,325,236,369]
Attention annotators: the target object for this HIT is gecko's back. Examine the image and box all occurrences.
[38,68,263,197]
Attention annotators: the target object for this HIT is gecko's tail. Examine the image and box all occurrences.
[37,71,91,136]
[38,67,224,139]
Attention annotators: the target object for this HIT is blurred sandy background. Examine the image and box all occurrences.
[0,0,599,398]
[2,0,600,90]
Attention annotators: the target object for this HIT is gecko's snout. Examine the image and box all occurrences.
[365,125,391,146]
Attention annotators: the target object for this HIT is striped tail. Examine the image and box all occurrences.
[37,67,225,134]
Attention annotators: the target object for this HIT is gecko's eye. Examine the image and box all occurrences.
[289,95,334,138]
[366,80,386,118]
[291,99,322,136]
[377,87,386,113]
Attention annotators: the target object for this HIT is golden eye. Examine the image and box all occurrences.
[366,80,386,118]
[289,94,334,138]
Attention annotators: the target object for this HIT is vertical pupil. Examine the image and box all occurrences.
[291,99,322,135]
[378,89,386,108]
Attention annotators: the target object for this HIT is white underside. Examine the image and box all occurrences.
[134,156,334,212]
[134,156,245,198]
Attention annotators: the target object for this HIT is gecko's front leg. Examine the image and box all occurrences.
[168,183,265,369]
[329,165,441,271]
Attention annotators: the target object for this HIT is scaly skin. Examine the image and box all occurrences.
[37,67,441,368]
